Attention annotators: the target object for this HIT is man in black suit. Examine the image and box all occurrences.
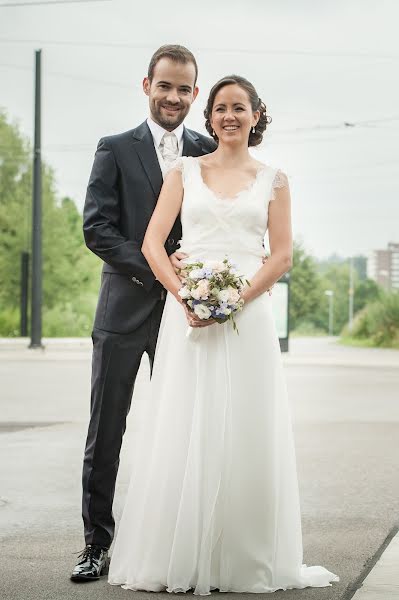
[71,45,216,581]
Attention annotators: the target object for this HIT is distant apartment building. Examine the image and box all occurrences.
[367,243,399,290]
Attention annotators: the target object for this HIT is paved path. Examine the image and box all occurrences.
[351,531,399,599]
[0,337,398,600]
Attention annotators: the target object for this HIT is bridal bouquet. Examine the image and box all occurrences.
[178,258,249,336]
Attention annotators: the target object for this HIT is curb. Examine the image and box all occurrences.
[347,527,399,599]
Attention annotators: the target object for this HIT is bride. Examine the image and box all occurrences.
[108,74,339,594]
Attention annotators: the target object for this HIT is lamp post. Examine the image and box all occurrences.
[348,257,354,332]
[324,290,334,336]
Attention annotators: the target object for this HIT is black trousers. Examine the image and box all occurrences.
[82,299,165,548]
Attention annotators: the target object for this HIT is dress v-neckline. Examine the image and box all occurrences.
[194,157,267,202]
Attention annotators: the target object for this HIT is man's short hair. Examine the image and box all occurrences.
[148,44,198,85]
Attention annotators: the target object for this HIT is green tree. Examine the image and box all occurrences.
[0,110,101,336]
[311,262,382,335]
[0,111,31,307]
[353,255,368,280]
[0,111,32,334]
[354,278,380,312]
[316,264,353,334]
[318,254,368,281]
[289,241,323,331]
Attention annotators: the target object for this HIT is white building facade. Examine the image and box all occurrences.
[367,243,399,290]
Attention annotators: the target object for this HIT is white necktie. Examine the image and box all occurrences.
[159,132,179,173]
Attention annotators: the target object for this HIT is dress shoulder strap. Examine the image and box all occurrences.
[169,156,197,183]
[270,169,289,201]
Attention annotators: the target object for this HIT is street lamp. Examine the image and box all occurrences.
[324,290,334,336]
[348,257,354,332]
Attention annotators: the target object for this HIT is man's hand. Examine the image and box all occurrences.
[169,251,189,281]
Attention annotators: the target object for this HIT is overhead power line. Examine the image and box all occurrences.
[1,63,398,137]
[0,115,398,157]
[0,0,110,6]
[0,36,398,61]
[273,115,399,135]
[0,62,138,89]
[2,66,399,116]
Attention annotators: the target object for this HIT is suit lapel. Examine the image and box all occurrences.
[131,123,209,199]
[131,121,163,199]
[182,128,208,157]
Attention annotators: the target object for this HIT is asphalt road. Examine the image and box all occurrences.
[0,338,398,600]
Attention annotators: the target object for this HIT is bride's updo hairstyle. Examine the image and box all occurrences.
[204,75,272,147]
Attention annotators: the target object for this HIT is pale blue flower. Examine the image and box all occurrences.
[216,302,231,317]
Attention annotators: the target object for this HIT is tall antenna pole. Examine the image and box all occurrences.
[30,49,43,349]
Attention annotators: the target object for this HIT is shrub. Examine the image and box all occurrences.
[0,306,20,337]
[291,321,327,337]
[343,292,399,348]
[42,295,97,337]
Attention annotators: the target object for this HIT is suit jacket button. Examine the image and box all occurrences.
[167,238,175,246]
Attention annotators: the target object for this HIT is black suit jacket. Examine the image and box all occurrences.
[83,120,217,334]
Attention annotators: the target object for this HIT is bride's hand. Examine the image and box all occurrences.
[240,286,251,305]
[183,304,216,328]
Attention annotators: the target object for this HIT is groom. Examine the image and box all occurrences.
[71,45,216,581]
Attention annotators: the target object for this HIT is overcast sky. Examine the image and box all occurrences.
[1,0,398,259]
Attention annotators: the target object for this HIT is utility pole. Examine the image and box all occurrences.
[29,49,43,349]
[20,251,29,336]
[324,290,334,336]
[348,257,354,332]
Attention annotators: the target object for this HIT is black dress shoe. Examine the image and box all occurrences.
[70,544,109,581]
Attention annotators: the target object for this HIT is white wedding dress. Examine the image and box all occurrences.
[108,157,338,594]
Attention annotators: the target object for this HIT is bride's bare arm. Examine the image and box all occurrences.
[142,168,184,303]
[241,175,293,303]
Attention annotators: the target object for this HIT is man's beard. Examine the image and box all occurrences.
[151,100,188,131]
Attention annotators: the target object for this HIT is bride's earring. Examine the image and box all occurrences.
[252,126,256,133]
[212,129,216,137]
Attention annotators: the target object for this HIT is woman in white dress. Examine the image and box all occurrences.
[108,75,339,594]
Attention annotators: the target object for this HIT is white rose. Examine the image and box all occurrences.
[193,303,212,320]
[196,279,210,299]
[178,286,191,299]
[214,261,226,273]
[205,260,225,273]
[218,289,230,303]
[189,269,204,280]
[228,287,241,304]
[191,286,201,300]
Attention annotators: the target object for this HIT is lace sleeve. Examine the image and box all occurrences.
[270,169,289,201]
[167,157,186,183]
[171,157,184,172]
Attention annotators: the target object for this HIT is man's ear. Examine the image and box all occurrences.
[143,77,150,96]
[192,86,199,103]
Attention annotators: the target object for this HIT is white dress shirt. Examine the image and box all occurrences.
[147,116,184,178]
